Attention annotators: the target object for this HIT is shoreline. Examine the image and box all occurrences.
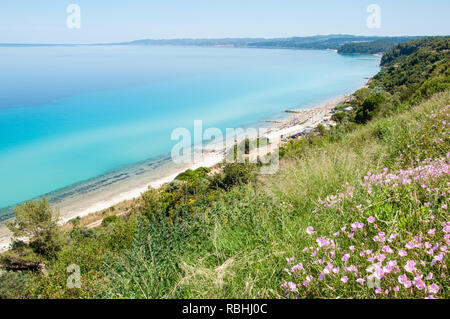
[0,93,351,252]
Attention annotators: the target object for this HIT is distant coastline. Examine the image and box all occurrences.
[0,34,422,55]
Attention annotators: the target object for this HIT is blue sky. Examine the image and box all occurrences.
[0,0,449,43]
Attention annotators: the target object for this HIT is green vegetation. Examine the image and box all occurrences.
[0,37,449,299]
[342,37,450,124]
[248,35,420,51]
[127,35,420,53]
[101,215,120,227]
[5,198,64,260]
[338,37,422,54]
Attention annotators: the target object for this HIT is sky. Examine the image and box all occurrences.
[0,0,449,43]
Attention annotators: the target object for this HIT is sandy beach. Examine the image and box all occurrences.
[0,94,350,252]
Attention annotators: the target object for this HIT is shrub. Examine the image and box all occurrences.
[0,243,43,271]
[0,271,33,299]
[102,215,120,227]
[210,163,256,190]
[331,112,346,123]
[6,198,64,259]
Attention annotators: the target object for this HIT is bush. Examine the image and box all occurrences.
[354,92,388,124]
[0,271,33,299]
[331,112,346,123]
[101,215,120,227]
[68,226,97,242]
[6,198,64,259]
[0,243,43,271]
[210,163,256,190]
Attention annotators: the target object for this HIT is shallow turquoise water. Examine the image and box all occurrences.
[0,45,380,213]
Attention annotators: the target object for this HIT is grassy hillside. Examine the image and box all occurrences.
[1,37,449,299]
[97,90,449,299]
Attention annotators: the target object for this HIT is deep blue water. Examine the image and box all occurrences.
[0,45,380,213]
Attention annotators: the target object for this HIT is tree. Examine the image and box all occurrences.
[6,198,64,259]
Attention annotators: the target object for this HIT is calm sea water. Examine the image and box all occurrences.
[0,45,380,216]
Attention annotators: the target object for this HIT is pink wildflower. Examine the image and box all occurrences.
[414,279,426,290]
[306,226,315,235]
[405,242,415,249]
[404,260,417,273]
[287,282,297,292]
[429,284,440,294]
[382,245,394,254]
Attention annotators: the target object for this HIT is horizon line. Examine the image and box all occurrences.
[1,34,447,46]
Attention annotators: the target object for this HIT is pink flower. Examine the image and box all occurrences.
[431,253,444,266]
[367,216,375,223]
[341,254,350,262]
[443,225,450,233]
[429,284,440,294]
[414,279,426,290]
[388,233,398,242]
[383,265,393,274]
[346,265,357,273]
[399,249,408,257]
[387,260,397,267]
[398,274,412,288]
[393,286,400,292]
[291,263,304,272]
[382,245,394,254]
[428,228,436,235]
[404,260,417,273]
[287,282,297,292]
[306,226,315,235]
[356,278,365,284]
[405,242,415,249]
[318,273,325,281]
[442,204,448,210]
[341,276,349,283]
[373,265,385,280]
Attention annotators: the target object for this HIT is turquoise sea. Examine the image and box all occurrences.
[0,45,380,219]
